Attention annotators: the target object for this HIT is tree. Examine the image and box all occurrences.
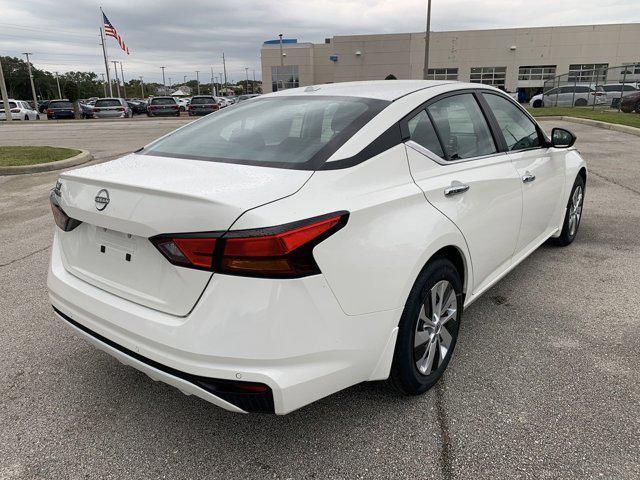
[63,81,80,119]
[385,74,397,80]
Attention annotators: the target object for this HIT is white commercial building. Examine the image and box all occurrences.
[261,23,640,100]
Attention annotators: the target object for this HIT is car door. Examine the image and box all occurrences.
[481,92,565,257]
[403,91,523,295]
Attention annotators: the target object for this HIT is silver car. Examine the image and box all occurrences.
[92,98,132,119]
[542,85,608,107]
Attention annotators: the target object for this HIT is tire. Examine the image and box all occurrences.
[574,98,588,107]
[24,115,29,121]
[634,101,640,114]
[36,114,40,120]
[547,175,585,247]
[532,99,542,108]
[389,257,464,395]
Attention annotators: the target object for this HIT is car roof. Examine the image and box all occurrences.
[262,80,459,101]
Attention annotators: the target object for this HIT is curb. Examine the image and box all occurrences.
[0,149,93,176]
[536,116,640,137]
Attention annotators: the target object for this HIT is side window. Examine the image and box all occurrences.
[544,88,558,96]
[483,93,541,151]
[406,110,444,157]
[559,86,574,94]
[427,94,496,160]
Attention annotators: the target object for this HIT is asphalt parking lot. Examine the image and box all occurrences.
[1,119,639,479]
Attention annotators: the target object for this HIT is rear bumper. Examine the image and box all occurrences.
[48,234,400,414]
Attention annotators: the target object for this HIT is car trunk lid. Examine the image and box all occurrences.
[56,153,313,316]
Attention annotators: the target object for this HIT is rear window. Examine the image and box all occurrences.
[190,97,215,105]
[150,98,176,105]
[49,101,73,109]
[4,102,17,109]
[142,96,388,170]
[95,99,121,107]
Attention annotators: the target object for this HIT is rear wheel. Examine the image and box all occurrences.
[390,258,463,395]
[634,101,640,114]
[548,175,585,247]
[574,98,588,107]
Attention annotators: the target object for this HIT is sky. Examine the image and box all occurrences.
[1,0,639,85]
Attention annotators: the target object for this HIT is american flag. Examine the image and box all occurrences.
[103,12,130,55]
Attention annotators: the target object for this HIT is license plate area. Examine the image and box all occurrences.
[96,227,137,262]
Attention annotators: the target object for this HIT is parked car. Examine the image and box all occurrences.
[600,83,640,108]
[529,93,544,108]
[215,96,230,108]
[542,85,608,107]
[147,96,180,117]
[47,81,586,414]
[38,100,51,113]
[237,94,261,102]
[176,97,190,111]
[225,96,238,104]
[620,91,640,113]
[127,100,148,115]
[92,98,132,119]
[0,99,40,120]
[46,100,75,120]
[187,95,220,116]
[79,103,95,119]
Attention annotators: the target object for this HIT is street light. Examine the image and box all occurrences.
[422,0,432,80]
[279,33,284,67]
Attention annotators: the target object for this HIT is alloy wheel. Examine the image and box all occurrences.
[414,280,458,375]
[568,185,583,237]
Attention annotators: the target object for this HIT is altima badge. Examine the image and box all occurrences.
[95,189,110,211]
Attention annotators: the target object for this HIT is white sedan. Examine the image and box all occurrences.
[0,99,40,120]
[47,81,586,414]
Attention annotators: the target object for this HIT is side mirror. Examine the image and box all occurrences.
[551,127,576,148]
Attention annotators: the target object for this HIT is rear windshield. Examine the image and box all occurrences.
[142,96,388,170]
[49,101,73,109]
[150,98,176,105]
[2,102,17,109]
[95,99,121,107]
[190,97,215,105]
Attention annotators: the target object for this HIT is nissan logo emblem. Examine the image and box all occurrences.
[95,189,110,211]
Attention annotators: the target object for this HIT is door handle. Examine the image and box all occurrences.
[522,172,536,183]
[444,183,470,197]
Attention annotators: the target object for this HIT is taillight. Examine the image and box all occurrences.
[93,108,101,112]
[47,109,53,114]
[118,107,125,111]
[172,105,179,110]
[10,108,20,113]
[188,105,196,110]
[150,212,348,278]
[50,191,82,232]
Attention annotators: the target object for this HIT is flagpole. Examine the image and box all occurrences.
[99,7,113,96]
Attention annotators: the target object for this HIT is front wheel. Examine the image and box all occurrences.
[532,99,542,108]
[548,175,585,247]
[390,258,463,395]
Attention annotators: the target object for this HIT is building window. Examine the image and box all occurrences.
[271,65,299,91]
[470,67,506,88]
[426,68,458,81]
[567,64,608,83]
[518,66,556,81]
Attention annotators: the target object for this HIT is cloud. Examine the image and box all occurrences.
[0,0,638,84]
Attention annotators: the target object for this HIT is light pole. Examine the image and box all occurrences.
[0,56,12,122]
[279,33,284,67]
[244,67,249,93]
[111,60,121,97]
[169,77,172,88]
[422,0,432,80]
[139,76,145,98]
[55,71,62,98]
[219,72,224,95]
[195,70,200,94]
[100,73,106,97]
[119,62,127,99]
[22,53,38,111]
[183,75,187,84]
[253,69,256,93]
[160,66,166,86]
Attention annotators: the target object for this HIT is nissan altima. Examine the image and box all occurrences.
[48,80,586,414]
